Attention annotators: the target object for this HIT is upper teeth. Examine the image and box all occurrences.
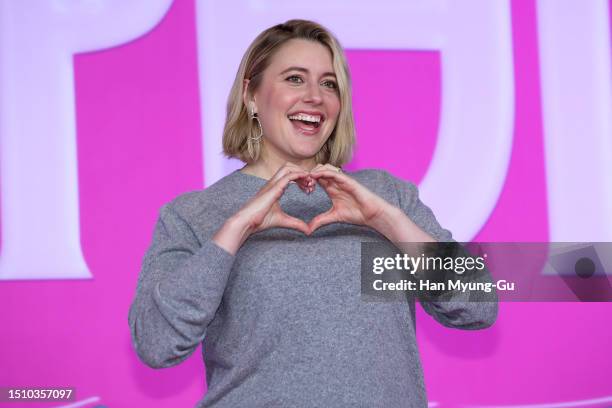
[288,113,321,123]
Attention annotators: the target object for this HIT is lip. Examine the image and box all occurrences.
[288,114,323,136]
[290,121,321,136]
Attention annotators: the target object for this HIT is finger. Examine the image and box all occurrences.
[275,171,311,196]
[310,163,324,173]
[309,169,349,185]
[272,164,312,192]
[310,166,343,175]
[289,178,311,193]
[324,164,342,173]
[285,162,312,174]
[311,171,351,194]
[311,163,342,173]
[296,174,314,192]
[308,209,338,233]
[258,171,307,205]
[276,212,311,235]
[316,177,340,194]
[271,162,307,181]
[318,177,335,187]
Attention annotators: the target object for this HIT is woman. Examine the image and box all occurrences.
[129,19,497,407]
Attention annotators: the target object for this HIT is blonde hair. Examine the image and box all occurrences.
[222,19,355,166]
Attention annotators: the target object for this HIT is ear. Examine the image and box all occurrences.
[242,79,256,115]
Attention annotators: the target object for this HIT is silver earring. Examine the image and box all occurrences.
[249,107,263,142]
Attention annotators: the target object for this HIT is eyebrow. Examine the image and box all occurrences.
[279,66,336,78]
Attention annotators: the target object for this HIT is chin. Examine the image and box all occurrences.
[293,150,320,160]
[288,141,324,157]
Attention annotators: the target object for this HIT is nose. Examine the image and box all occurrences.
[303,82,323,104]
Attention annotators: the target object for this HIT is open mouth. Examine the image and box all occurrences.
[287,113,323,133]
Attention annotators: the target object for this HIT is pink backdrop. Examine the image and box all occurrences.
[1,0,611,406]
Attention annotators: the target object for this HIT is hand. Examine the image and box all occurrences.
[307,164,394,233]
[237,163,315,235]
[213,163,315,255]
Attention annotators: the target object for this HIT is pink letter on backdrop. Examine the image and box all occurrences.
[537,0,612,242]
[0,0,173,280]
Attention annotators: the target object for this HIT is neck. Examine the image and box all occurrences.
[241,152,317,180]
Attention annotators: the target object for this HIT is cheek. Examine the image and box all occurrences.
[259,92,289,130]
[270,94,300,125]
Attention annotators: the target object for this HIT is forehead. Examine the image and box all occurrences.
[266,39,334,74]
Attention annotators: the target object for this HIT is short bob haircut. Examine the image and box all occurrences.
[222,19,355,166]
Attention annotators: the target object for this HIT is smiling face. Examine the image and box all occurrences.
[247,39,341,166]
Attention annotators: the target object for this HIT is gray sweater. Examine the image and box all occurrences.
[128,169,497,407]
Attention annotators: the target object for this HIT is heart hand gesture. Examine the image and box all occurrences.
[213,163,429,256]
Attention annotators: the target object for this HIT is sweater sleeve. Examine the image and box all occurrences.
[384,172,498,330]
[128,202,235,368]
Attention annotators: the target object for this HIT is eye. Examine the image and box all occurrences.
[322,80,338,90]
[286,75,303,84]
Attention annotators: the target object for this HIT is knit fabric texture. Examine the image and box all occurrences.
[129,169,498,407]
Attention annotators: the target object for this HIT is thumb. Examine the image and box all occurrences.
[308,209,337,233]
